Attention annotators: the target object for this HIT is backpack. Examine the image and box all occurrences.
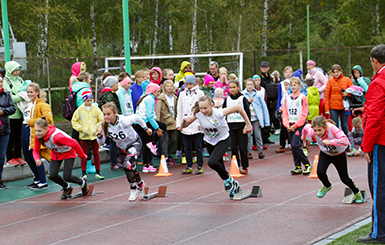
[62,89,83,121]
[265,82,279,100]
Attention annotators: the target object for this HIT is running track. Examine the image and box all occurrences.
[0,146,371,245]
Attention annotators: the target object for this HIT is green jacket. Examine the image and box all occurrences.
[200,86,213,99]
[3,61,24,119]
[307,86,320,121]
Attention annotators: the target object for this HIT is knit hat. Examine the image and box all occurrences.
[306,60,316,67]
[252,75,260,80]
[145,83,160,95]
[103,76,118,88]
[260,61,270,67]
[204,74,215,86]
[81,90,93,102]
[291,69,303,79]
[120,77,131,87]
[185,75,196,85]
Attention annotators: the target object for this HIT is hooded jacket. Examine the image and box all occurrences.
[150,67,163,85]
[242,89,270,128]
[155,92,177,130]
[351,65,371,103]
[306,68,327,99]
[362,65,385,153]
[175,61,191,83]
[307,86,320,121]
[69,62,86,92]
[3,61,24,119]
[0,89,16,136]
[324,73,353,112]
[71,103,104,141]
[176,85,204,135]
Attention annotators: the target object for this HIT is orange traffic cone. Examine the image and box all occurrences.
[155,155,173,177]
[308,155,319,178]
[229,155,244,178]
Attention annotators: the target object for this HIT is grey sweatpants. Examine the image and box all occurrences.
[248,120,263,154]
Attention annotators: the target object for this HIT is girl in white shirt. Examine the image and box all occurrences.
[181,95,252,199]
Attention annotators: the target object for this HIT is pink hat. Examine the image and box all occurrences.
[306,60,316,67]
[204,74,215,86]
[145,83,160,95]
[120,77,131,87]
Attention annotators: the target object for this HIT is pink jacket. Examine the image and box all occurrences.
[213,81,230,98]
[306,68,327,99]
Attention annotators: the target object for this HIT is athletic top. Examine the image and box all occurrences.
[97,114,148,151]
[282,92,309,129]
[196,108,229,145]
[45,129,72,153]
[225,95,245,123]
[302,123,349,156]
[123,91,134,116]
[286,93,304,123]
[23,100,35,124]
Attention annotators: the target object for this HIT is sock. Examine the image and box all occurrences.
[82,171,86,176]
[130,183,137,189]
[96,170,100,175]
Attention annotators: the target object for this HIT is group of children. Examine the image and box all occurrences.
[1,60,366,204]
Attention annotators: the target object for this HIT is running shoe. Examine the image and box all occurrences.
[61,186,73,200]
[28,182,39,188]
[252,145,258,151]
[16,158,27,165]
[229,180,240,198]
[258,153,265,159]
[274,129,280,135]
[240,168,248,174]
[202,148,209,157]
[142,165,157,173]
[181,167,193,174]
[81,177,89,196]
[291,166,302,175]
[263,145,268,150]
[303,164,312,175]
[347,149,357,157]
[7,158,19,166]
[0,181,7,189]
[275,148,285,153]
[317,185,332,198]
[354,191,364,204]
[110,164,123,171]
[146,142,158,155]
[129,189,138,201]
[195,167,203,175]
[248,153,253,159]
[30,183,48,190]
[175,150,183,159]
[137,181,145,200]
[224,176,234,191]
[137,161,143,165]
[310,141,318,146]
[95,174,105,180]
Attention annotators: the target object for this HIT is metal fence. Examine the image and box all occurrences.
[0,45,375,120]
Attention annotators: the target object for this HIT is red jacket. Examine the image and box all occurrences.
[362,65,385,152]
[33,125,87,161]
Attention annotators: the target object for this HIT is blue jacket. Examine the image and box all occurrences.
[137,94,159,130]
[130,83,144,112]
[242,89,270,128]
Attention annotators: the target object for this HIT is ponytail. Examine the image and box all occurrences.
[136,94,149,107]
[191,95,214,116]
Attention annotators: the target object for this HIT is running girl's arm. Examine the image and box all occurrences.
[181,114,197,128]
[33,137,42,162]
[301,124,316,142]
[28,103,53,127]
[293,95,309,129]
[54,133,87,159]
[126,114,152,135]
[97,125,106,145]
[222,105,252,133]
[328,124,349,146]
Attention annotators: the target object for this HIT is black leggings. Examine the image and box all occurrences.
[49,158,83,188]
[317,151,359,193]
[206,137,231,180]
[117,139,142,189]
[230,128,249,169]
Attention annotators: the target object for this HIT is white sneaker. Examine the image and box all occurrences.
[128,189,138,201]
[274,129,280,135]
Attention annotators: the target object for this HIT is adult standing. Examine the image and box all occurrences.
[357,44,385,244]
[208,61,220,81]
[260,61,276,144]
[305,60,327,116]
[0,75,16,189]
[324,64,353,135]
[3,61,27,166]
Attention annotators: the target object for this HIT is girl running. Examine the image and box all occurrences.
[181,95,252,198]
[223,80,251,173]
[97,102,152,201]
[33,117,89,199]
[301,116,364,203]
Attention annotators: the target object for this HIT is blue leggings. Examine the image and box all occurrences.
[22,125,47,184]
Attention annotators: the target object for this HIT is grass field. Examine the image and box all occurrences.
[329,223,371,244]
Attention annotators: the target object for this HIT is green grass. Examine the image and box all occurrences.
[329,223,371,244]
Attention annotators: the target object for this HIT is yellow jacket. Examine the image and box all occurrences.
[71,104,104,141]
[28,98,53,161]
